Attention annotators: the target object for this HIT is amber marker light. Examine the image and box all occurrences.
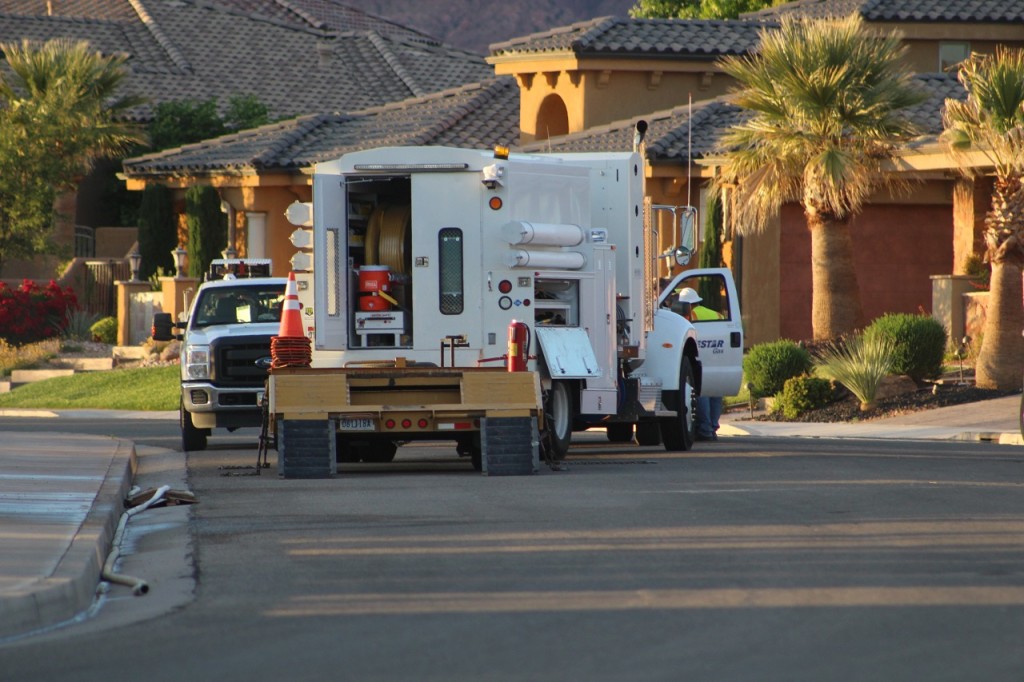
[489,196,503,210]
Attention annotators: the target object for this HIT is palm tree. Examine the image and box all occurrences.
[942,48,1024,390]
[715,14,925,340]
[0,39,146,273]
[0,38,146,170]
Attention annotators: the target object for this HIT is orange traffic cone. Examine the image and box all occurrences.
[271,272,311,369]
[278,272,303,338]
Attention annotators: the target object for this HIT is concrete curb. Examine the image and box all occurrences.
[0,439,136,639]
[719,423,1023,445]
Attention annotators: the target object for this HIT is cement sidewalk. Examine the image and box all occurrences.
[0,393,1020,641]
[0,431,135,640]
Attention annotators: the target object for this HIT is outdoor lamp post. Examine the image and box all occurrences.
[172,247,188,278]
[129,249,142,282]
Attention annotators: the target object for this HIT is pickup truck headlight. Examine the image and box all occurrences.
[185,345,210,380]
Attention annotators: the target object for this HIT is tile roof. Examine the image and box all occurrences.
[521,72,966,164]
[121,76,521,176]
[0,0,490,122]
[745,0,1024,23]
[0,0,437,38]
[489,16,772,59]
[202,0,438,41]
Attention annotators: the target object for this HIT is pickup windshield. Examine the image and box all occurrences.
[191,284,286,328]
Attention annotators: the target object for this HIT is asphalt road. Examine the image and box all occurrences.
[1,418,1022,682]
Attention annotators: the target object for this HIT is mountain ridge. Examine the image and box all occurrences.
[338,0,636,55]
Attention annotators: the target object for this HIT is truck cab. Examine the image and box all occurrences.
[659,267,744,398]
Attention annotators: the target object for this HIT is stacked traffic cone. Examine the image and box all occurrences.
[271,272,312,368]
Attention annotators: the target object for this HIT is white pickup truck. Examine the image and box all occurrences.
[153,259,286,451]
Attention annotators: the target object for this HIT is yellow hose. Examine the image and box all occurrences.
[365,205,411,273]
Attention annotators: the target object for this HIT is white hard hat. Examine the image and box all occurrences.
[678,287,701,304]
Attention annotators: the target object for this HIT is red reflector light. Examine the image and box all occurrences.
[418,418,428,428]
[385,419,396,429]
[401,419,412,429]
[498,279,512,294]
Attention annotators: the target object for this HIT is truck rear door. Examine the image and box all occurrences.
[659,267,743,397]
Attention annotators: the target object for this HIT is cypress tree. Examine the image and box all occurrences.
[137,184,175,281]
[185,185,226,279]
[698,191,724,309]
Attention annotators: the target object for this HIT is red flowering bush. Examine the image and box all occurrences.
[0,280,79,346]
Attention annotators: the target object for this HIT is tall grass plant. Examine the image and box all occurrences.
[815,334,895,412]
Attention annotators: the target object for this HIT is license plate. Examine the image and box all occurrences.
[338,418,375,431]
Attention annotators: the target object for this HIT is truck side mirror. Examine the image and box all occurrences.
[152,312,179,342]
[673,247,692,266]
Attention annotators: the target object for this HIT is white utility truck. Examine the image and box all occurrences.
[269,132,741,473]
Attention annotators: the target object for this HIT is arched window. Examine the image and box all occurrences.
[535,94,569,140]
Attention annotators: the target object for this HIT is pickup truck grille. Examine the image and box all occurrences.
[210,335,273,387]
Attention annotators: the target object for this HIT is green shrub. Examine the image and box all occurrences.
[772,375,835,420]
[815,334,895,411]
[864,313,946,382]
[743,339,813,398]
[90,316,118,345]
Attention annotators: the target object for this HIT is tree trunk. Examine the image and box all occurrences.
[974,258,1024,389]
[975,174,1024,390]
[808,213,864,340]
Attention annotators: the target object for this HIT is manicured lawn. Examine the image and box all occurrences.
[0,365,179,411]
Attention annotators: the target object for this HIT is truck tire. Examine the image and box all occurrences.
[541,380,573,460]
[635,422,662,446]
[180,399,208,451]
[661,356,696,451]
[606,423,635,443]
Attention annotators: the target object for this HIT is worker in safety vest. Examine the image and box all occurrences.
[678,287,723,440]
[677,287,724,322]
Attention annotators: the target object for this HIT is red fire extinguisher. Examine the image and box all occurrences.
[507,320,530,372]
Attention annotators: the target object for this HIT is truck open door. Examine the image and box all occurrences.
[659,267,743,397]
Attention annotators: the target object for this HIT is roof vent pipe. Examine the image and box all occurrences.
[633,120,648,153]
[317,41,333,68]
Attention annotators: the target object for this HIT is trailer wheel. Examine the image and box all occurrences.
[661,356,696,451]
[541,380,573,460]
[180,398,208,451]
[456,436,484,471]
[606,423,635,443]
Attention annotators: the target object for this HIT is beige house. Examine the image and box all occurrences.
[121,0,1024,345]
